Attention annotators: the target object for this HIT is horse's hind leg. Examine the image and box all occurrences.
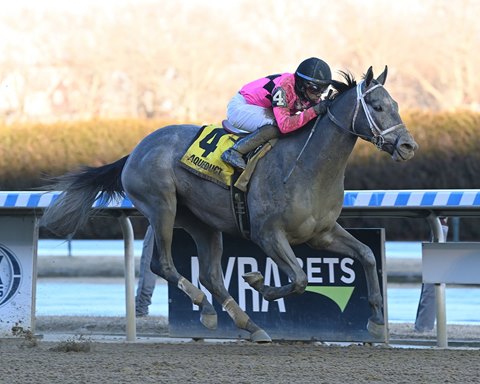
[148,225,217,330]
[308,223,385,337]
[138,197,216,330]
[178,212,271,343]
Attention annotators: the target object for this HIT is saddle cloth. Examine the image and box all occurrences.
[180,124,238,188]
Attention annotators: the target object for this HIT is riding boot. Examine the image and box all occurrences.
[221,124,279,170]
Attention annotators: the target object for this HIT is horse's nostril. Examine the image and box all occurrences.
[399,141,418,152]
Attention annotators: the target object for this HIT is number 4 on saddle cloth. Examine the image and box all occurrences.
[179,123,277,238]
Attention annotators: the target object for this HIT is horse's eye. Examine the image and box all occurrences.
[373,105,383,112]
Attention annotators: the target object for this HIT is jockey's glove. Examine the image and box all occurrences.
[313,99,331,116]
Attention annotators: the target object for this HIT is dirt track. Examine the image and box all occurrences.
[2,315,480,384]
[1,336,479,384]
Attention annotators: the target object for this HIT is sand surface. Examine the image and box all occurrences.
[1,316,479,384]
[2,338,479,384]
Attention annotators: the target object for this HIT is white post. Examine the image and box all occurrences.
[435,282,447,347]
[0,216,37,337]
[426,213,447,348]
[118,214,136,342]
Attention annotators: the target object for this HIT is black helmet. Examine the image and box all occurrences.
[295,57,332,102]
[295,57,332,85]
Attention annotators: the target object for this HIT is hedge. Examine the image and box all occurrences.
[0,111,478,240]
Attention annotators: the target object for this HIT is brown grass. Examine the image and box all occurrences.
[1,111,479,191]
[0,118,176,189]
[2,112,479,239]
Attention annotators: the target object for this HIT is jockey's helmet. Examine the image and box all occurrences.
[295,57,332,103]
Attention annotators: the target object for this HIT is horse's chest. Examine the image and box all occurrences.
[286,209,339,244]
[301,195,343,224]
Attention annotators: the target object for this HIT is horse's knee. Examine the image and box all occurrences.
[292,274,308,295]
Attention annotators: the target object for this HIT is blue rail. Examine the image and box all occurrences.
[1,189,479,209]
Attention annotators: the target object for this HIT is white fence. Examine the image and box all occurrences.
[1,189,480,346]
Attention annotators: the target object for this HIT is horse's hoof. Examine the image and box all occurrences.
[367,319,386,339]
[243,271,264,290]
[250,329,272,343]
[200,313,218,330]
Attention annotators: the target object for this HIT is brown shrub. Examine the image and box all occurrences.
[1,112,479,239]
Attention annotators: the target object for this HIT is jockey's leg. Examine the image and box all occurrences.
[221,124,279,170]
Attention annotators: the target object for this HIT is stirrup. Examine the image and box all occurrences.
[221,148,246,170]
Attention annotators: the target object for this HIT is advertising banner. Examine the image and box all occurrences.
[169,228,387,343]
[0,216,37,337]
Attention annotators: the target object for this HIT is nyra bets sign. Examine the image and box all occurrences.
[0,216,36,337]
[168,228,387,343]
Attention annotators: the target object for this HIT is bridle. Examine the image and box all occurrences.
[327,81,405,150]
[284,80,404,184]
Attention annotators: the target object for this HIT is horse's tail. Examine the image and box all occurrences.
[41,155,129,236]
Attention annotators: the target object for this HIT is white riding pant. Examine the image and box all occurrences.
[226,93,275,133]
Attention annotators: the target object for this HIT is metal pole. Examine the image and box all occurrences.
[67,233,72,257]
[434,282,447,347]
[118,214,136,342]
[452,217,460,242]
[426,213,447,348]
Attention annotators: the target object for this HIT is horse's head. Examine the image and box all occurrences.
[330,66,418,161]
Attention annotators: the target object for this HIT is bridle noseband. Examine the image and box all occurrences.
[327,81,405,150]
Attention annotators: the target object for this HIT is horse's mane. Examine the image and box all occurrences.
[302,70,357,130]
[330,70,356,99]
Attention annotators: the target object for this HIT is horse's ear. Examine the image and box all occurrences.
[365,66,374,86]
[376,65,388,85]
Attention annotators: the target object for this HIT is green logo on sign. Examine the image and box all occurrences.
[305,286,355,312]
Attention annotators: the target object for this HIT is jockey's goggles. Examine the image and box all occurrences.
[305,81,329,95]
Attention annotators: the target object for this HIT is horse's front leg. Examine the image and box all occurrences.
[307,223,385,337]
[244,231,308,301]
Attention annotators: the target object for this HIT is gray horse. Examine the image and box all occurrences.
[42,66,418,342]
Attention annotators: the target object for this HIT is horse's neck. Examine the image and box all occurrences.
[299,116,358,182]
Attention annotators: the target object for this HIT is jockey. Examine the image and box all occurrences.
[221,57,333,170]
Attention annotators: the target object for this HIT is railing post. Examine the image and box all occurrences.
[452,217,460,242]
[426,213,447,348]
[118,214,136,342]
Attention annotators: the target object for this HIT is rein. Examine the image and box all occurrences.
[283,115,321,184]
[327,81,404,150]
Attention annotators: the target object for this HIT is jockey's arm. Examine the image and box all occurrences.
[273,105,317,134]
[272,92,318,134]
